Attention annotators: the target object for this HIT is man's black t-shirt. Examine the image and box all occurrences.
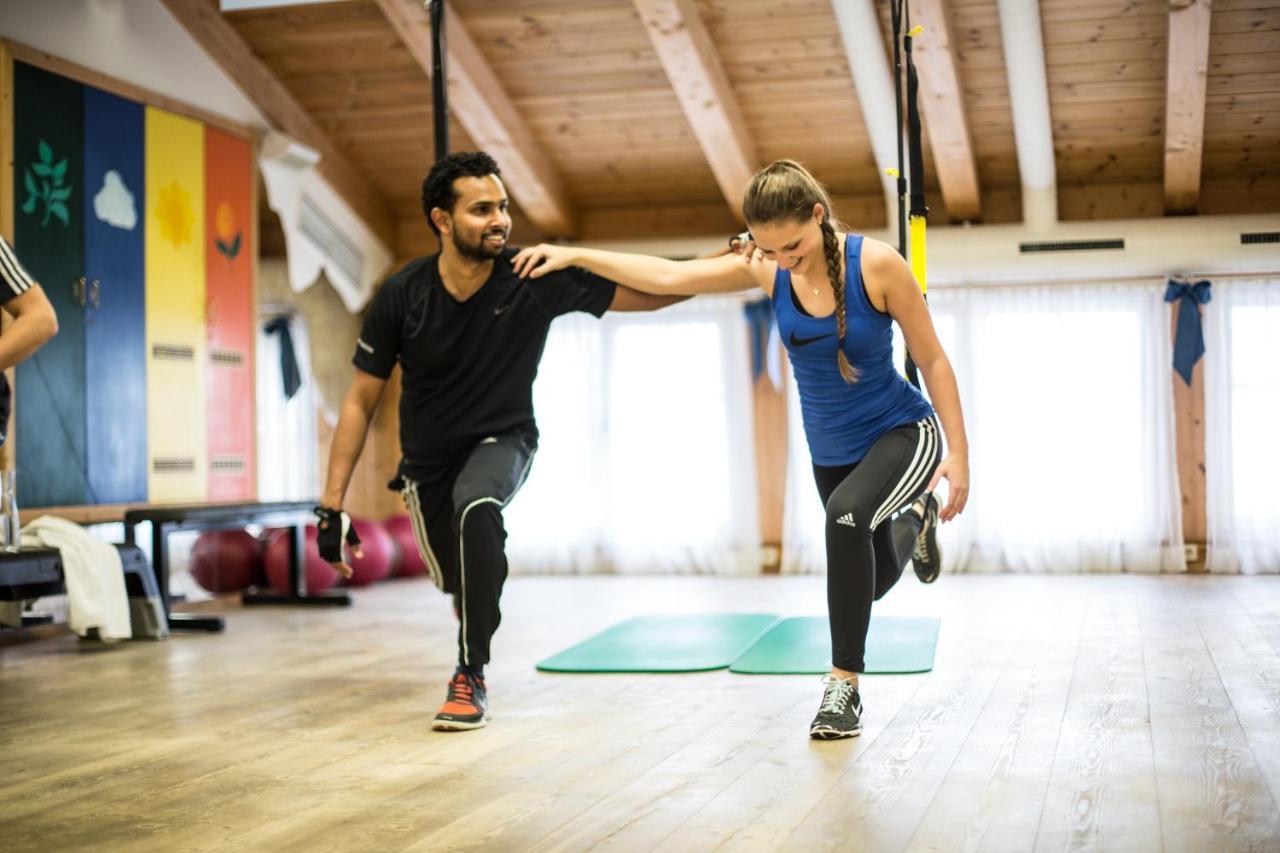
[353,248,617,481]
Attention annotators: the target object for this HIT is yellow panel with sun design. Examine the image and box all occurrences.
[145,106,208,502]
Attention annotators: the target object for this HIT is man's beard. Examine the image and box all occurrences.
[452,227,508,262]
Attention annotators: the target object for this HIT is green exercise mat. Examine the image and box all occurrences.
[729,615,941,674]
[536,614,780,673]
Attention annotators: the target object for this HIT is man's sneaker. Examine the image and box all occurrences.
[432,672,488,731]
[809,675,863,740]
[912,492,943,583]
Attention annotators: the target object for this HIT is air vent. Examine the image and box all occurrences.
[299,194,365,287]
[1019,239,1125,253]
[1241,232,1280,245]
[152,344,195,361]
[211,456,246,474]
[153,457,196,473]
[210,349,245,367]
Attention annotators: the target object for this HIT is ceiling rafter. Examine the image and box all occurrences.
[374,0,576,235]
[632,0,758,220]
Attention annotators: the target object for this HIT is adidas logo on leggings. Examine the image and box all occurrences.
[835,513,857,528]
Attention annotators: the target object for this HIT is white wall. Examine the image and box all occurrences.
[0,0,266,129]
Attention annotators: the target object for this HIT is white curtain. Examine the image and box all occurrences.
[256,313,319,501]
[1205,278,1280,574]
[505,297,759,575]
[782,281,1185,574]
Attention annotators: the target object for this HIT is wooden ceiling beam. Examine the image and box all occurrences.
[632,0,758,220]
[912,0,983,222]
[374,0,575,236]
[159,0,395,247]
[1164,0,1213,214]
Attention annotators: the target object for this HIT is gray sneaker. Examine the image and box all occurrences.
[912,492,942,583]
[809,675,863,740]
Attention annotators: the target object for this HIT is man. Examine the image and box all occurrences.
[316,151,683,732]
[0,236,59,445]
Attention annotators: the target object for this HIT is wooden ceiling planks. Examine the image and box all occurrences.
[1203,0,1280,208]
[235,0,1274,247]
[227,0,480,232]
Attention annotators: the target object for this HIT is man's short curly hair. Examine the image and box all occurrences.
[421,151,502,236]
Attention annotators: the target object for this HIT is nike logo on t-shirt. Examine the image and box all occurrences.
[790,331,831,347]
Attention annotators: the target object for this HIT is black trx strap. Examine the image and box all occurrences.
[430,0,449,161]
[891,0,929,389]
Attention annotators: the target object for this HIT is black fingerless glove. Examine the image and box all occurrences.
[314,506,360,563]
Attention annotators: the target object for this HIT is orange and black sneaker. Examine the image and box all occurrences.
[432,671,488,731]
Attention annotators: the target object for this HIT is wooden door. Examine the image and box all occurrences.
[13,62,87,508]
[204,127,255,500]
[83,86,147,504]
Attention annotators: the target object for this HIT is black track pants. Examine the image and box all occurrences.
[813,417,941,672]
[399,431,535,667]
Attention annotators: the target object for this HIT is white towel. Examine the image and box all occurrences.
[21,516,132,641]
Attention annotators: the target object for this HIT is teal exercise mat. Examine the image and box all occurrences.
[729,616,941,674]
[536,614,780,673]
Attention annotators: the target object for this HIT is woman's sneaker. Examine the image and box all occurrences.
[912,492,942,583]
[809,675,863,740]
[432,671,488,731]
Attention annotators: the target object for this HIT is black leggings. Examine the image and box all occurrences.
[814,417,941,672]
[399,430,536,668]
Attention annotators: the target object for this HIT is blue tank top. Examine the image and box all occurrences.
[773,234,934,465]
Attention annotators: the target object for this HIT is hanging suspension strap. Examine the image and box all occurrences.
[430,0,449,161]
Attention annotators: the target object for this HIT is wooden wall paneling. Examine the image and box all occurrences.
[83,88,148,504]
[1171,300,1207,570]
[13,63,88,508]
[205,126,256,500]
[145,106,208,502]
[752,337,787,574]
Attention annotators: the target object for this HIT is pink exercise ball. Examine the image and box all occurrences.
[383,514,428,578]
[191,530,264,593]
[263,526,340,593]
[346,518,399,586]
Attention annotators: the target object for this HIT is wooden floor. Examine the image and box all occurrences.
[2,573,1279,852]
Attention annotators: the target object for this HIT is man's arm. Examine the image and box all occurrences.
[0,285,57,370]
[320,367,389,512]
[607,285,690,312]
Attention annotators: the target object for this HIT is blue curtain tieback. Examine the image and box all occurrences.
[1164,279,1211,385]
[264,316,302,400]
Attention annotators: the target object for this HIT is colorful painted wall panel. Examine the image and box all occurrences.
[83,87,147,504]
[13,62,88,507]
[204,127,255,500]
[145,107,207,502]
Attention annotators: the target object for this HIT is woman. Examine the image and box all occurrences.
[513,160,968,740]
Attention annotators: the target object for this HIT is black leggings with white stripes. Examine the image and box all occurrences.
[814,416,941,673]
[399,429,536,670]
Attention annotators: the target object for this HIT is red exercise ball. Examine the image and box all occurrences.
[383,514,428,578]
[346,518,399,586]
[263,526,340,593]
[191,530,264,593]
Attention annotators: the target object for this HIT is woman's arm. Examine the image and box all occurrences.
[511,242,771,296]
[865,239,970,521]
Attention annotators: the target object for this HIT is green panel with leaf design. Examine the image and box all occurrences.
[14,61,88,507]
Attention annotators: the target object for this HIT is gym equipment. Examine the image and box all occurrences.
[263,526,339,594]
[729,615,941,674]
[383,515,427,577]
[345,518,397,586]
[536,614,779,673]
[190,530,263,593]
